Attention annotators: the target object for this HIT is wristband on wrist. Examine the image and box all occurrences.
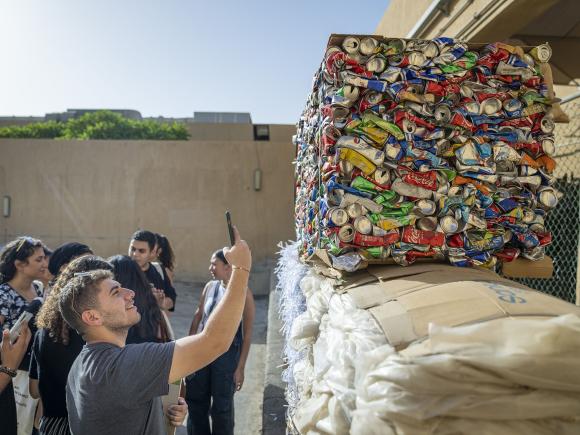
[0,365,17,378]
[232,265,250,274]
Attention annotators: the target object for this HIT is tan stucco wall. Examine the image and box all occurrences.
[375,0,559,42]
[0,124,296,282]
[375,0,433,38]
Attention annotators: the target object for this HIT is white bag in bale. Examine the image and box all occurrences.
[293,284,387,434]
[352,315,580,434]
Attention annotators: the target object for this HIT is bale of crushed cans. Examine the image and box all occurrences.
[294,34,565,272]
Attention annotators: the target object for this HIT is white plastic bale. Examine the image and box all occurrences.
[353,315,580,434]
[276,242,309,411]
[352,413,580,435]
[294,292,388,434]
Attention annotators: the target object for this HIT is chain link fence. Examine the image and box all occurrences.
[515,98,580,304]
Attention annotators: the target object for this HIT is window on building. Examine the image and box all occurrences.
[253,124,270,141]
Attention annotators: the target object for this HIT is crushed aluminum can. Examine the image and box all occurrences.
[364,246,392,259]
[503,98,522,113]
[360,37,379,56]
[522,246,545,261]
[338,160,354,178]
[522,208,536,224]
[338,148,376,175]
[401,118,417,135]
[417,216,438,231]
[382,38,406,55]
[374,168,391,185]
[336,136,385,166]
[337,224,356,242]
[538,187,559,208]
[467,213,487,229]
[480,97,503,115]
[328,207,349,226]
[416,199,437,215]
[440,215,459,234]
[385,142,403,161]
[496,61,533,81]
[540,117,555,134]
[422,41,439,59]
[463,101,480,115]
[354,231,399,247]
[542,138,555,156]
[342,36,360,55]
[366,56,387,73]
[530,44,552,63]
[408,51,427,67]
[353,215,373,234]
[340,192,383,214]
[402,226,445,247]
[389,54,409,67]
[519,166,538,176]
[346,202,365,219]
[434,104,452,123]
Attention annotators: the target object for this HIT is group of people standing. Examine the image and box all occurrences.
[0,229,255,435]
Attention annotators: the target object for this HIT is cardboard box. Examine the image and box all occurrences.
[502,256,554,279]
[345,264,580,349]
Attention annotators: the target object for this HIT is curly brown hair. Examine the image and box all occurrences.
[36,255,112,344]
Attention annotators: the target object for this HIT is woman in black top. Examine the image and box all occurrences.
[108,255,171,344]
[31,255,112,435]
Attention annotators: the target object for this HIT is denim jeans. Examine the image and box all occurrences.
[185,342,241,435]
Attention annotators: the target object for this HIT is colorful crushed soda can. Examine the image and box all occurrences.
[365,246,392,259]
[337,224,355,243]
[360,37,379,56]
[529,44,552,63]
[327,207,349,227]
[402,226,445,247]
[354,231,400,247]
[416,199,437,215]
[375,215,416,231]
[338,148,376,175]
[440,215,460,234]
[353,216,373,234]
[417,217,438,231]
[401,170,438,191]
[346,202,365,219]
[391,178,433,200]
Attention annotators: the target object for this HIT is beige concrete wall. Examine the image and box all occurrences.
[375,0,433,38]
[0,123,296,283]
[375,0,559,42]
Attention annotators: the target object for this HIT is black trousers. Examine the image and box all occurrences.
[185,342,241,435]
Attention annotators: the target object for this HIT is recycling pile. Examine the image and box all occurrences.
[294,35,563,271]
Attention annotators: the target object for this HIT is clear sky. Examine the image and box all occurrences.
[0,0,390,124]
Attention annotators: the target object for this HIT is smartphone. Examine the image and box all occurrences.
[225,210,235,246]
[9,311,33,344]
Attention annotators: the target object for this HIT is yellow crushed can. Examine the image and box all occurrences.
[339,148,376,176]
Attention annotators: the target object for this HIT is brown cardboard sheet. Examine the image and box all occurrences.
[345,264,580,349]
[502,256,554,279]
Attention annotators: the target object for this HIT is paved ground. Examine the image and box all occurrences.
[170,281,268,435]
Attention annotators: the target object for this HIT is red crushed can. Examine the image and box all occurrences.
[495,248,520,262]
[446,233,465,248]
[354,231,400,247]
[402,226,445,247]
[402,169,438,191]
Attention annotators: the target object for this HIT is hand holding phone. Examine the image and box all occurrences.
[9,311,33,344]
[225,211,235,246]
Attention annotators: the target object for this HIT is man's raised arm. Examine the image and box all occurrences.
[169,227,251,383]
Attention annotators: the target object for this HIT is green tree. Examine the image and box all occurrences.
[0,111,190,140]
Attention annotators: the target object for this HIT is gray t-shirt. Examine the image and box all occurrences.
[66,341,175,435]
